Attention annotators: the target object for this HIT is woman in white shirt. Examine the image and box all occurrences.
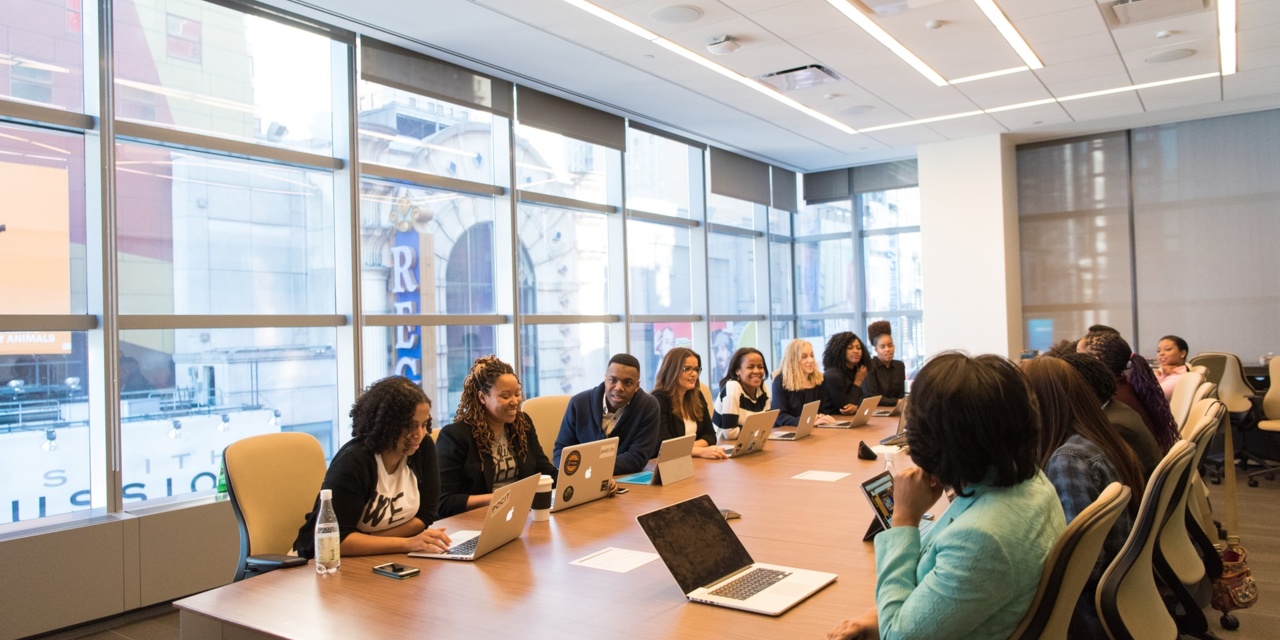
[712,347,770,440]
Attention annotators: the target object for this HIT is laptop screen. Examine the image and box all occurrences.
[637,495,754,594]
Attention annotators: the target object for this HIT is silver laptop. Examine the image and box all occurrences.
[721,410,778,458]
[769,400,819,441]
[859,469,935,541]
[817,396,882,428]
[617,434,696,486]
[880,397,910,446]
[410,473,539,561]
[550,436,619,513]
[637,494,837,616]
[874,398,904,418]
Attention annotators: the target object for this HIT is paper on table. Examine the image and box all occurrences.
[792,470,851,482]
[570,547,660,573]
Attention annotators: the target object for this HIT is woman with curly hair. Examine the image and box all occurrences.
[820,331,869,417]
[862,320,906,408]
[651,347,727,459]
[435,355,557,518]
[293,376,451,558]
[771,339,836,427]
[1078,331,1179,451]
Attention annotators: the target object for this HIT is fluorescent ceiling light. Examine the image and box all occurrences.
[949,66,1029,85]
[824,1,948,86]
[559,0,858,135]
[1218,0,1237,75]
[859,109,986,132]
[1055,72,1219,102]
[973,0,1043,70]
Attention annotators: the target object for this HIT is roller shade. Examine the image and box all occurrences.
[802,168,851,203]
[710,147,770,205]
[852,159,918,192]
[629,122,707,151]
[360,38,513,117]
[517,87,626,151]
[771,168,798,212]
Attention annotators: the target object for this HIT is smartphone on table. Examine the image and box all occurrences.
[372,562,421,579]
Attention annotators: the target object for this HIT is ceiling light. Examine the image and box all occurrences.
[757,65,842,92]
[1144,48,1196,64]
[824,1,948,86]
[649,4,703,24]
[705,35,741,55]
[1055,72,1219,102]
[949,66,1029,85]
[973,0,1043,70]
[1219,0,1237,75]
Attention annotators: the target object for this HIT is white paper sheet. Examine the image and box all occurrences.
[570,547,660,573]
[791,470,851,482]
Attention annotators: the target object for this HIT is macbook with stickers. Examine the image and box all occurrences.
[550,436,619,513]
[410,473,539,561]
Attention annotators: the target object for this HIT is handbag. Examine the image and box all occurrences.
[1211,540,1258,612]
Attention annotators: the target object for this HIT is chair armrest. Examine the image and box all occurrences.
[245,554,308,573]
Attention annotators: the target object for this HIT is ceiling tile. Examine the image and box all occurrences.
[1241,24,1280,60]
[1015,4,1110,45]
[986,101,1074,130]
[998,0,1097,21]
[1137,76,1222,112]
[861,125,948,149]
[1033,32,1120,66]
[1240,0,1280,29]
[924,113,1008,139]
[1223,65,1280,100]
[1109,12,1217,53]
[951,71,1054,109]
[1059,91,1144,121]
[744,0,849,40]
[1034,56,1131,95]
[612,0,740,32]
[1120,39,1221,84]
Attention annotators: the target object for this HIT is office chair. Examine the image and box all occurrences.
[1244,357,1280,486]
[1010,483,1131,640]
[224,432,327,581]
[522,395,572,461]
[1188,353,1254,413]
[700,382,714,418]
[1188,354,1227,393]
[1168,371,1206,433]
[1186,400,1226,544]
[1097,441,1194,640]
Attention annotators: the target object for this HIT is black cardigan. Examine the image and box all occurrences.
[770,376,825,426]
[821,365,865,415]
[651,389,718,455]
[434,417,557,518]
[861,359,906,406]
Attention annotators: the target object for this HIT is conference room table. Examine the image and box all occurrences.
[176,416,919,639]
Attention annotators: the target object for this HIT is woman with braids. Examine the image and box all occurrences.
[820,331,869,417]
[1021,356,1145,638]
[293,376,451,557]
[435,355,557,518]
[651,347,728,459]
[1078,331,1180,451]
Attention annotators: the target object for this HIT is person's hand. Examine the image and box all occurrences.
[693,445,728,460]
[605,478,619,496]
[406,527,451,554]
[826,609,879,640]
[891,467,944,528]
[853,367,868,386]
[815,413,836,425]
[840,403,856,415]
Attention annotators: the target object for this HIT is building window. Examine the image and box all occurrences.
[165,14,202,64]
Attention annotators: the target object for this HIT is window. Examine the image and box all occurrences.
[627,220,692,315]
[708,233,757,316]
[859,186,923,375]
[629,322,693,390]
[519,323,611,396]
[165,14,202,64]
[515,124,609,205]
[0,4,84,111]
[625,130,698,218]
[517,203,611,316]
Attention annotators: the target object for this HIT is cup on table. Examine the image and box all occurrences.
[532,474,553,521]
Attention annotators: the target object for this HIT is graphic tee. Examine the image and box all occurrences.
[357,454,421,533]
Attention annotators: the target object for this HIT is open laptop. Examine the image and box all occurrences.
[880,397,910,446]
[617,434,695,486]
[859,469,935,542]
[817,396,882,428]
[721,410,778,458]
[637,494,837,616]
[410,473,539,561]
[874,398,904,418]
[550,436,619,513]
[768,400,818,441]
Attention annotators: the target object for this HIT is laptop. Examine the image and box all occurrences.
[410,473,539,561]
[550,436,619,513]
[879,397,910,446]
[768,400,818,441]
[817,396,882,428]
[617,434,696,486]
[859,470,936,542]
[637,494,837,616]
[721,410,778,458]
[874,398,904,418]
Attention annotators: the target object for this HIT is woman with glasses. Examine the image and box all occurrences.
[651,348,728,460]
[772,339,837,427]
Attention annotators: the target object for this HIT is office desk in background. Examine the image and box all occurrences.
[176,420,910,639]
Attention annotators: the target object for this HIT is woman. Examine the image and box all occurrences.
[712,347,769,441]
[293,376,452,557]
[651,347,728,460]
[1154,335,1190,400]
[1078,331,1179,451]
[436,355,557,518]
[1021,357,1145,638]
[827,353,1065,640]
[862,320,906,408]
[772,339,836,427]
[1058,352,1163,478]
[821,331,869,417]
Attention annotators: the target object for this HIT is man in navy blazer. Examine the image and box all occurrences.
[553,353,661,476]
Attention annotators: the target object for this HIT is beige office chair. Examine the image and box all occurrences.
[1188,352,1255,413]
[1096,440,1194,640]
[1160,405,1225,624]
[700,382,714,416]
[1185,400,1224,545]
[1010,483,1131,640]
[224,432,327,581]
[522,394,571,461]
[1190,381,1216,409]
[1168,371,1205,434]
[1244,357,1280,486]
[1189,365,1208,376]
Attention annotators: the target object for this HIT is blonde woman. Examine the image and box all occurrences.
[770,339,836,427]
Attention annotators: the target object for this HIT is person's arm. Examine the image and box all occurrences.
[434,425,479,518]
[715,381,743,440]
[1044,449,1100,524]
[827,608,880,640]
[614,394,662,475]
[771,376,799,426]
[820,368,851,415]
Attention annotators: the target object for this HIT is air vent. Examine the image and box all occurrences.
[757,65,842,93]
[1108,0,1208,26]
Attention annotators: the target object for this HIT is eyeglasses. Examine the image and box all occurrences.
[681,366,703,374]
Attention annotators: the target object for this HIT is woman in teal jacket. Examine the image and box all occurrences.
[827,353,1066,640]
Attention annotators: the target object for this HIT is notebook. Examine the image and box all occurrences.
[817,396,882,428]
[410,473,539,561]
[859,469,935,542]
[550,436,619,513]
[879,397,910,446]
[637,494,837,616]
[617,434,696,486]
[768,400,818,441]
[721,410,778,458]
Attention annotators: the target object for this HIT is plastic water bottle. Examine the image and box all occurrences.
[314,489,340,574]
[884,450,897,476]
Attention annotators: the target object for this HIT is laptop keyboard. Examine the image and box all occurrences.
[446,537,479,556]
[709,567,792,600]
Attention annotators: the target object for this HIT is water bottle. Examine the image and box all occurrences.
[314,489,340,574]
[884,450,897,476]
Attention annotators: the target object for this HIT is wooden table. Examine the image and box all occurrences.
[176,419,908,639]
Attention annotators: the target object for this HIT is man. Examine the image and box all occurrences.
[553,354,661,476]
